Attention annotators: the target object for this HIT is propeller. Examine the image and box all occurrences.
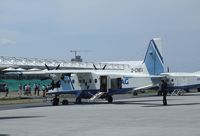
[55,64,60,70]
[45,64,60,70]
[102,65,107,70]
[93,64,107,70]
[45,64,50,70]
[93,64,97,70]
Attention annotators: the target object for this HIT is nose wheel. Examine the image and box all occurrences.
[62,100,69,105]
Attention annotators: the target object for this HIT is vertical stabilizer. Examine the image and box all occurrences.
[153,38,163,57]
[143,38,164,75]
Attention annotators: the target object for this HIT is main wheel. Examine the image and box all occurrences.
[107,95,113,103]
[62,100,69,105]
[133,91,138,96]
[52,97,59,106]
[75,97,82,104]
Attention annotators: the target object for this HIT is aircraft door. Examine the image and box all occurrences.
[111,78,122,89]
[117,78,122,89]
[100,76,108,92]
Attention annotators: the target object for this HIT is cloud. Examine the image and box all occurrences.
[0,38,16,46]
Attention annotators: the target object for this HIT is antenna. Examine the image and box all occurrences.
[70,50,90,58]
[70,50,90,62]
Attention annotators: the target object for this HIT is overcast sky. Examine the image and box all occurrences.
[0,0,200,72]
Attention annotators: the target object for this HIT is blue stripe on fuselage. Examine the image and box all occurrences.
[48,88,133,98]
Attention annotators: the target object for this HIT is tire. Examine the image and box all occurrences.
[133,91,138,96]
[62,100,69,105]
[75,97,82,104]
[107,95,113,103]
[52,98,59,106]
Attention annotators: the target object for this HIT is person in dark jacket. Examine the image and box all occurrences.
[159,79,168,106]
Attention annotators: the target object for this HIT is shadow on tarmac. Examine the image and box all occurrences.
[111,100,200,107]
[0,116,46,120]
[143,102,200,107]
[1,97,200,110]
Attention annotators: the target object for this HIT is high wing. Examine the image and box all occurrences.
[7,69,94,75]
[7,69,163,78]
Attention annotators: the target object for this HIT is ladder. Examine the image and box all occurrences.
[88,92,105,102]
[171,89,185,96]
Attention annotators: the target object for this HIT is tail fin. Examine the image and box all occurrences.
[143,38,164,75]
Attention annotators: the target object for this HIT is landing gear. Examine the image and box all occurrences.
[133,91,138,96]
[62,100,69,105]
[75,97,82,104]
[52,96,59,106]
[107,95,113,103]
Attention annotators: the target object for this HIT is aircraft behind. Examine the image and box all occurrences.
[161,72,200,95]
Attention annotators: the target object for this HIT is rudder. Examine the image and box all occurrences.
[143,38,164,75]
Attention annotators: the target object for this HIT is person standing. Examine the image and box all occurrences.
[33,83,37,95]
[28,84,32,96]
[25,84,28,96]
[159,79,168,106]
[5,84,9,97]
[42,85,46,97]
[18,83,22,96]
[37,84,40,96]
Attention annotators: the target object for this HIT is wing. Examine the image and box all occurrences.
[21,69,93,75]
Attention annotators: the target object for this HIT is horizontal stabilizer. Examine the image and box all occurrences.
[133,84,159,91]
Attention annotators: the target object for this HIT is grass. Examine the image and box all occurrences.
[0,96,43,105]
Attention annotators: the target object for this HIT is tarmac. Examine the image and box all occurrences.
[0,94,200,136]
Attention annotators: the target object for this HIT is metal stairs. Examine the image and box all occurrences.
[88,92,105,102]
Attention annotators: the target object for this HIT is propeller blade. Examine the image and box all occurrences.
[56,64,60,70]
[45,64,50,71]
[93,64,98,70]
[102,65,107,70]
